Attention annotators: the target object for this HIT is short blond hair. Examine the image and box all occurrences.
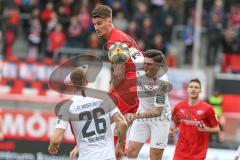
[70,67,86,89]
[92,5,112,19]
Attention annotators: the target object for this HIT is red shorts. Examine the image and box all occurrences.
[174,156,204,160]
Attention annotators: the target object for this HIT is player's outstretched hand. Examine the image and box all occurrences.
[48,143,59,155]
[195,120,209,132]
[70,145,78,160]
[124,113,135,126]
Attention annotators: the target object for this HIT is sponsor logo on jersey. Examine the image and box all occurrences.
[197,110,204,115]
[156,95,165,104]
[181,119,196,125]
[76,101,102,111]
[180,109,185,114]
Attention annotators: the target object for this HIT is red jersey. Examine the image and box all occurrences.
[106,28,144,114]
[173,100,218,160]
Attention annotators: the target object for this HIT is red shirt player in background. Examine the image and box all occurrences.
[91,5,144,115]
[172,78,220,160]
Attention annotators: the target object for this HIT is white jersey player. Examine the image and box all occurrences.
[48,67,128,160]
[126,49,171,160]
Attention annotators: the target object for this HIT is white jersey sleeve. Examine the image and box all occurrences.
[129,47,144,70]
[55,116,68,130]
[237,145,240,157]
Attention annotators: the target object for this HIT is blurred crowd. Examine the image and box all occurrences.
[0,0,240,70]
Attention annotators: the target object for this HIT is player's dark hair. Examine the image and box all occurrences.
[189,78,201,88]
[92,5,112,19]
[144,49,165,65]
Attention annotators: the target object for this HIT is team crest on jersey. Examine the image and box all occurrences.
[197,110,204,115]
[156,95,165,104]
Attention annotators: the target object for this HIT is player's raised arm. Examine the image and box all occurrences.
[110,110,128,159]
[111,63,126,88]
[125,104,164,126]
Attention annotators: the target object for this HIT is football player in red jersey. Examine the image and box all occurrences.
[91,4,145,153]
[91,5,144,115]
[172,78,220,160]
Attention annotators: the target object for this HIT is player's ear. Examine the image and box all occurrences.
[108,17,112,24]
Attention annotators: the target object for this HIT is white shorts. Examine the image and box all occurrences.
[128,119,170,149]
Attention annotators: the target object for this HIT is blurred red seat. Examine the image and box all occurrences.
[222,54,240,73]
[10,79,24,94]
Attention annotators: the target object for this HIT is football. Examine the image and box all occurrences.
[108,42,130,63]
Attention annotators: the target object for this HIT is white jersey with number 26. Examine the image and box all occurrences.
[55,95,119,160]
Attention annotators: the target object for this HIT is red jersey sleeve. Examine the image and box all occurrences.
[207,106,219,127]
